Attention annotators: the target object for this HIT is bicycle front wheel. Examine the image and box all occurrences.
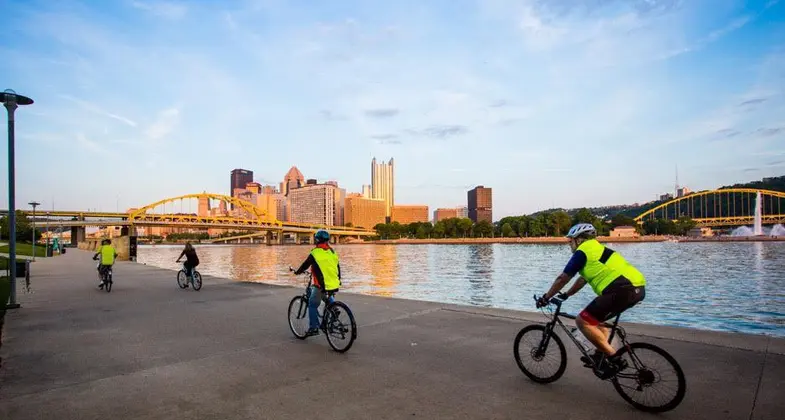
[191,272,202,291]
[513,324,567,383]
[177,270,188,289]
[105,276,112,293]
[324,301,357,353]
[611,342,686,413]
[287,296,309,339]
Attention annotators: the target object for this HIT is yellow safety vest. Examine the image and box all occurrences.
[97,245,116,266]
[311,247,340,291]
[576,239,646,295]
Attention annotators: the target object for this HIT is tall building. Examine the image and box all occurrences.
[345,194,386,229]
[257,193,288,222]
[362,184,371,198]
[456,206,468,219]
[281,166,305,196]
[198,196,210,217]
[371,157,395,218]
[230,169,253,208]
[468,186,493,223]
[288,182,346,226]
[245,182,262,194]
[676,186,691,198]
[433,208,458,222]
[391,205,429,224]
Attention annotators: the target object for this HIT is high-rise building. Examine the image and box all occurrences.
[257,193,288,222]
[288,182,346,226]
[371,157,394,218]
[245,182,262,194]
[230,169,253,208]
[345,194,386,229]
[433,208,458,222]
[362,184,371,198]
[468,186,493,223]
[391,205,429,224]
[198,196,210,217]
[456,206,468,219]
[281,166,305,196]
[676,186,691,198]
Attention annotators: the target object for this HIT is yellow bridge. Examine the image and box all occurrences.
[633,188,785,227]
[4,192,376,244]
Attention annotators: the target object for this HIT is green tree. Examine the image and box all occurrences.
[550,211,572,236]
[0,211,42,243]
[517,216,531,237]
[474,220,493,237]
[611,213,637,228]
[529,215,546,237]
[433,221,446,238]
[457,218,473,237]
[674,216,697,235]
[501,223,514,237]
[572,208,596,225]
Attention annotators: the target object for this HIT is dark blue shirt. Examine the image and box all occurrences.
[563,250,587,277]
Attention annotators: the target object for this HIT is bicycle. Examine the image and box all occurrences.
[513,294,686,413]
[286,267,357,353]
[176,263,202,291]
[93,256,113,293]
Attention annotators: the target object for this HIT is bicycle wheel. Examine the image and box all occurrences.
[191,271,202,291]
[105,274,112,293]
[287,296,309,339]
[177,270,188,289]
[513,325,567,383]
[323,301,357,353]
[611,342,686,413]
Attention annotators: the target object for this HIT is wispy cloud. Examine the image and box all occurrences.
[407,125,469,139]
[370,134,398,140]
[58,94,137,127]
[319,109,346,121]
[144,107,180,141]
[364,108,399,118]
[130,1,188,19]
[756,127,785,137]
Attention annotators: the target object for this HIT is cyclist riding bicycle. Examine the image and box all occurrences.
[93,239,117,289]
[538,223,646,373]
[293,229,341,337]
[175,242,200,287]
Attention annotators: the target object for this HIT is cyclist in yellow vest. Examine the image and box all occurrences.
[293,229,341,336]
[539,223,646,371]
[93,239,117,289]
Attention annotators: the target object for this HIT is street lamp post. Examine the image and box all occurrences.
[2,89,34,310]
[29,201,40,261]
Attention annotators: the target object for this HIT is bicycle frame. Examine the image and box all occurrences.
[295,270,339,330]
[536,296,629,367]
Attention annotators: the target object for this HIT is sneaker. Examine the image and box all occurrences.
[98,282,104,289]
[305,328,320,337]
[581,351,603,367]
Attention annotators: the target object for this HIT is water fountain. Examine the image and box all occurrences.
[731,191,784,237]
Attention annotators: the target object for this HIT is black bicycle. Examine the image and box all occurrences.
[93,256,113,293]
[513,294,686,413]
[287,267,357,353]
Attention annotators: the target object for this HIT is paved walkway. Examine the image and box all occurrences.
[1,250,783,420]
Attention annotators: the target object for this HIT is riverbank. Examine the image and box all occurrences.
[1,249,783,419]
[365,235,785,244]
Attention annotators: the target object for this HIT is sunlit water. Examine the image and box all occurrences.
[138,242,785,337]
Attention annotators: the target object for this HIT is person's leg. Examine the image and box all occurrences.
[307,286,321,332]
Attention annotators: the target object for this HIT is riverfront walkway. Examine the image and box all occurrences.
[1,250,783,420]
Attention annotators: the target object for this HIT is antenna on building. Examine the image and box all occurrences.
[675,164,679,197]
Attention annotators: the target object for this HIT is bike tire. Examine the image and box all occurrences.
[323,301,357,353]
[191,271,202,291]
[513,324,567,384]
[611,342,686,413]
[177,270,188,289]
[105,274,112,293]
[287,296,309,339]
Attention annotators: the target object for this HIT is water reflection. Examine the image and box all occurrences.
[138,242,785,337]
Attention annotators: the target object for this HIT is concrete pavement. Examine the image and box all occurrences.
[1,249,783,420]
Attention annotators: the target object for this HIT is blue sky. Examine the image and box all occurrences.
[1,0,784,218]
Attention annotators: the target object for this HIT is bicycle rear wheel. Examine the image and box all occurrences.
[611,342,686,413]
[287,296,309,339]
[513,324,567,383]
[177,270,188,289]
[105,274,112,293]
[324,301,357,353]
[191,271,202,291]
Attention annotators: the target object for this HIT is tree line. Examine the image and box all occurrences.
[0,211,43,243]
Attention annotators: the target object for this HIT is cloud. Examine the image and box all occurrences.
[364,108,399,118]
[376,138,402,145]
[76,132,108,155]
[130,1,188,19]
[756,127,784,137]
[58,94,137,127]
[715,128,741,138]
[144,107,180,141]
[408,125,469,139]
[370,133,398,140]
[768,159,785,166]
[739,97,768,107]
[319,109,347,121]
[489,100,509,108]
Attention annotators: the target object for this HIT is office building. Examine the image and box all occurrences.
[257,193,288,222]
[362,184,371,198]
[676,186,691,198]
[345,194,386,229]
[230,169,253,208]
[245,182,262,194]
[198,196,210,217]
[288,182,346,226]
[468,186,493,223]
[433,208,458,222]
[371,157,395,217]
[281,166,305,196]
[456,206,468,219]
[391,205,429,224]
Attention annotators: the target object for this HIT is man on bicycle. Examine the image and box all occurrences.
[293,229,341,337]
[93,239,117,289]
[538,223,646,373]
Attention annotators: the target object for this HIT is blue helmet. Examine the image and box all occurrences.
[314,229,330,243]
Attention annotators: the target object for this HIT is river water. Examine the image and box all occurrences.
[137,242,785,337]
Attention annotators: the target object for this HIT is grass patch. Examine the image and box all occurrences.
[0,243,47,257]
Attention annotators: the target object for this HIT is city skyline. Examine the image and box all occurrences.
[2,1,784,218]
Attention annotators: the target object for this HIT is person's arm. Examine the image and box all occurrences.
[176,249,185,262]
[563,277,587,297]
[543,250,587,300]
[294,254,315,275]
[93,246,102,259]
[337,263,341,280]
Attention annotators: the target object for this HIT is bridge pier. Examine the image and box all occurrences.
[70,226,86,247]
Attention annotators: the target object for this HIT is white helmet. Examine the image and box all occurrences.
[566,223,596,239]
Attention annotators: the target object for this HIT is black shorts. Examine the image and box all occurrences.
[579,277,645,326]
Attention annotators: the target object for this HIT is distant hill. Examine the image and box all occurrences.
[532,175,785,220]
